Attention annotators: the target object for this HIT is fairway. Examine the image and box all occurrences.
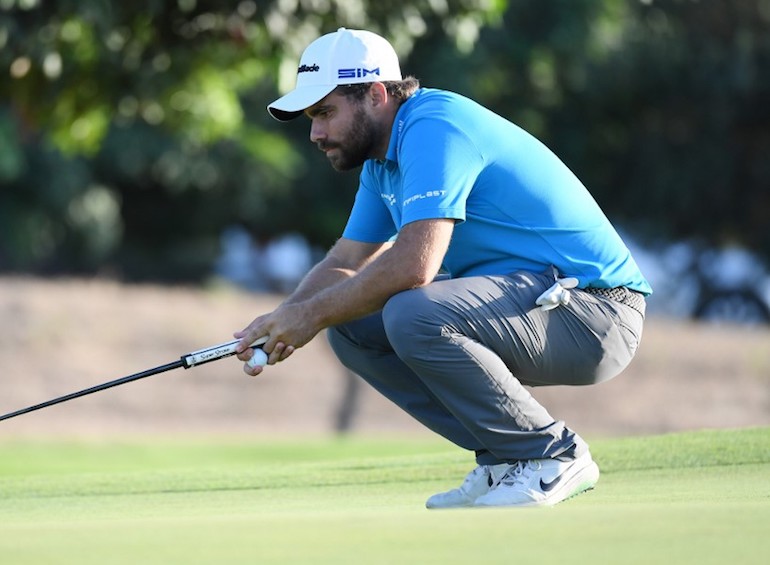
[0,428,768,564]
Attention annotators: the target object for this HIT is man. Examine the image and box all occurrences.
[235,28,651,508]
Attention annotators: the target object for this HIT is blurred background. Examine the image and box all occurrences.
[2,0,770,322]
[0,0,769,437]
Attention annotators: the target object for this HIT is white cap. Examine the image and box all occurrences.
[268,28,402,121]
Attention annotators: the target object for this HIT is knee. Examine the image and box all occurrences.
[328,322,380,375]
[327,310,394,366]
[326,324,346,351]
[326,319,372,365]
[382,288,440,356]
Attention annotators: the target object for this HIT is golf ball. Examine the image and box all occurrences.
[247,348,269,369]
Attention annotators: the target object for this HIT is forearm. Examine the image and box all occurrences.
[283,240,388,305]
[283,258,355,305]
[235,220,452,367]
[296,221,451,331]
[297,247,413,329]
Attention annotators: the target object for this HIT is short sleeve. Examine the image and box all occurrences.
[341,175,398,243]
[397,117,484,226]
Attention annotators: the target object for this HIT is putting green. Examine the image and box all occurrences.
[0,427,767,564]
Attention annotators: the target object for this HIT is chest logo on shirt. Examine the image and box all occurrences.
[380,193,396,206]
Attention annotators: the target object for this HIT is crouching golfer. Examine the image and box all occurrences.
[236,28,651,508]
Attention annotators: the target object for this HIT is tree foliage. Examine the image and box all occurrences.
[1,0,768,281]
[429,0,770,253]
[0,0,503,279]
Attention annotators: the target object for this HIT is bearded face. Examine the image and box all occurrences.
[316,103,385,171]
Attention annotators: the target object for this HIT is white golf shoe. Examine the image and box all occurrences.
[474,452,599,508]
[426,462,512,509]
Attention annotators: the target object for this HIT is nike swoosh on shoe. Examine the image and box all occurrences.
[539,474,562,492]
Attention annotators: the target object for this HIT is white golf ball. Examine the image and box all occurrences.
[247,348,269,369]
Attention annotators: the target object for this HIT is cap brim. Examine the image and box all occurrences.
[267,84,337,121]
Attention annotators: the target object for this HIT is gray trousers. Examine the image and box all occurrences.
[327,270,645,465]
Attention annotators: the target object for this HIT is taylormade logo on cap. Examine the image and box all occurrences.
[267,28,402,121]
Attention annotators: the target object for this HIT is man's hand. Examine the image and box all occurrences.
[231,238,383,377]
[233,220,454,377]
[234,303,319,376]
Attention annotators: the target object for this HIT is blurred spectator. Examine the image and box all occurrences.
[263,233,313,294]
[214,226,263,290]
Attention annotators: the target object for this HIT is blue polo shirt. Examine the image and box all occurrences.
[342,88,651,294]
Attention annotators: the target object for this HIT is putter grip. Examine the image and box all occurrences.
[181,336,268,368]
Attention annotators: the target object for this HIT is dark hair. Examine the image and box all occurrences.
[334,76,420,104]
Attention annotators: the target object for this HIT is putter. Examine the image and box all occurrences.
[0,337,268,423]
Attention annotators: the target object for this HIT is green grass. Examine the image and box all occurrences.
[0,427,768,564]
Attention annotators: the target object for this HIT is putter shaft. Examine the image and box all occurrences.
[0,360,183,423]
[0,337,268,423]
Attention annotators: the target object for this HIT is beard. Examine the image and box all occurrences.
[319,106,383,172]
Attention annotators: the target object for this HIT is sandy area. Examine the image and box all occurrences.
[0,276,768,439]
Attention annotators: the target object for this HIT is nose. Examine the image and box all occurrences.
[309,119,326,144]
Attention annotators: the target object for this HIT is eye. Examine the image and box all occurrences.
[306,107,326,120]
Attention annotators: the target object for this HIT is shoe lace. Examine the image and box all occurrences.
[499,460,540,487]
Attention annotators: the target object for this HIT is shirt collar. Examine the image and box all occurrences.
[382,89,421,164]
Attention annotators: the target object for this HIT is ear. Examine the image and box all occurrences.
[368,82,388,109]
